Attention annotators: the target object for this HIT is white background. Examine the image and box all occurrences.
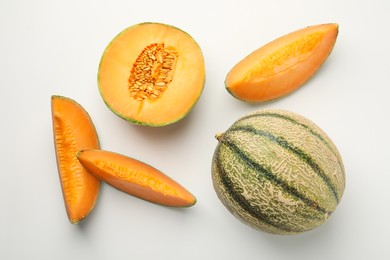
[1,0,389,259]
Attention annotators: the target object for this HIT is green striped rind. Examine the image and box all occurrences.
[212,109,345,234]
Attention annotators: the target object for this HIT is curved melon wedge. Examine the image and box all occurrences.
[76,149,196,207]
[51,95,101,224]
[225,23,339,102]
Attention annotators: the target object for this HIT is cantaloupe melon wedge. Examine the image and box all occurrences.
[77,149,196,207]
[51,95,101,224]
[225,23,339,102]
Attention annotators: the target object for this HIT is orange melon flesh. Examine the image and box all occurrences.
[225,23,339,102]
[77,149,197,207]
[98,22,205,126]
[51,96,100,223]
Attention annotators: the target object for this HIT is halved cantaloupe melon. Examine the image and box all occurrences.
[225,23,339,102]
[98,22,205,126]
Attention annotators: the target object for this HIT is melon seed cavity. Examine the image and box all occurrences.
[53,116,83,205]
[128,43,178,102]
[244,32,324,81]
[95,159,179,197]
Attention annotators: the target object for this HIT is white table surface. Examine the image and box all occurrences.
[1,0,389,259]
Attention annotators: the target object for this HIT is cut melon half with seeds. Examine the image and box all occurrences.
[98,22,206,126]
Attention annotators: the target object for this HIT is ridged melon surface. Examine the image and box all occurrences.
[212,109,345,234]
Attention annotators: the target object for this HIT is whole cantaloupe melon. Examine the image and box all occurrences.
[211,109,345,234]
